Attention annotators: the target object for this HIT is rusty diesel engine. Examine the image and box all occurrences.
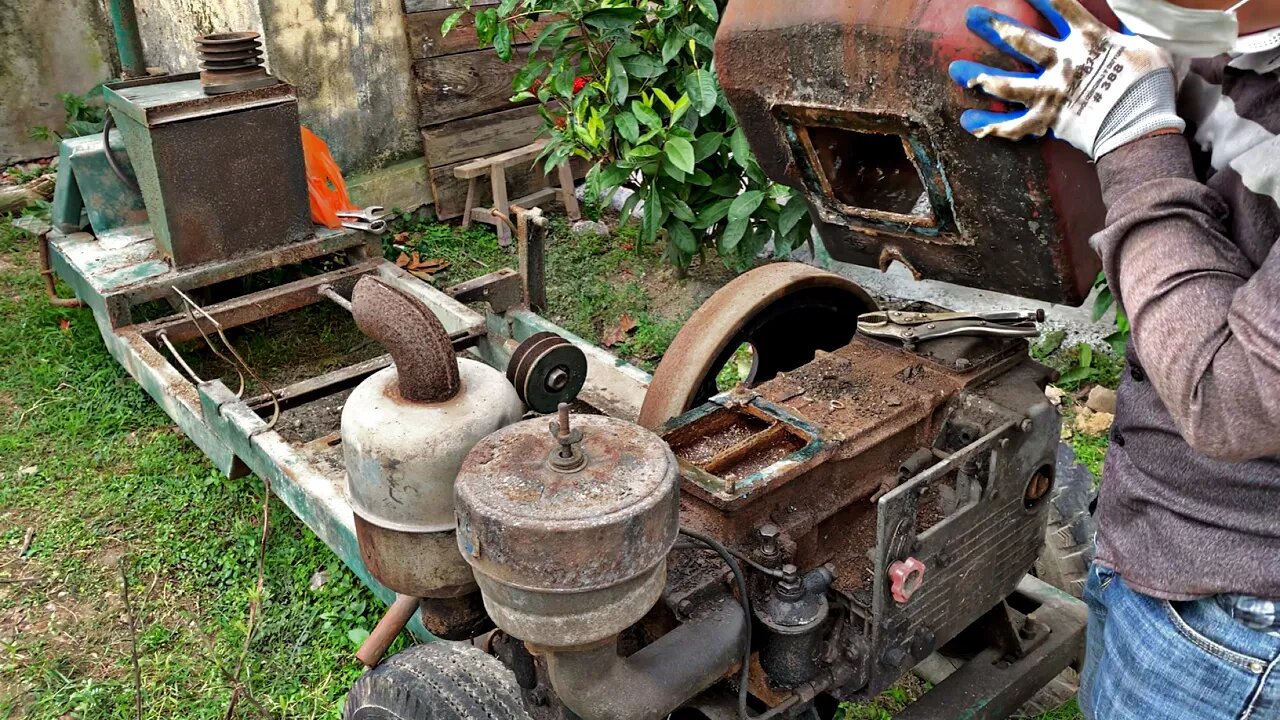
[344,260,1077,720]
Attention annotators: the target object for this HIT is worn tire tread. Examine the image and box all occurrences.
[1034,443,1098,600]
[344,642,531,720]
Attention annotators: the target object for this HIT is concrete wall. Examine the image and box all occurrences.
[132,0,422,176]
[0,0,116,165]
[132,0,263,75]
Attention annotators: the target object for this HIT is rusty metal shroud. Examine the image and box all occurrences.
[716,0,1120,305]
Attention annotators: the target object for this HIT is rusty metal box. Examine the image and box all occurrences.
[717,0,1120,305]
[103,73,311,268]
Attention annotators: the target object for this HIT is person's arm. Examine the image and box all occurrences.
[1095,133,1280,461]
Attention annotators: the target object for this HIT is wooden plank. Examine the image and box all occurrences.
[422,105,544,167]
[405,9,570,59]
[455,139,547,179]
[413,47,535,127]
[404,0,495,13]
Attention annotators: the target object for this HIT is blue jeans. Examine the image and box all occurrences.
[1080,563,1280,719]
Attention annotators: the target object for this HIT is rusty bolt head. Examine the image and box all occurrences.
[955,358,972,370]
[758,523,781,556]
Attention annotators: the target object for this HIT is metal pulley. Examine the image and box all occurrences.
[507,332,587,414]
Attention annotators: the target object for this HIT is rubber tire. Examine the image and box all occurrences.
[344,642,532,720]
[1034,443,1099,600]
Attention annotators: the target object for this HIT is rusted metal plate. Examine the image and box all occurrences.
[716,0,1119,305]
[104,75,311,268]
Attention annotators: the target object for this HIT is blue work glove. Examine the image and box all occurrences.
[948,0,1185,160]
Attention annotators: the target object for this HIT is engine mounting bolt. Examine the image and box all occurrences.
[547,402,586,473]
[758,523,780,557]
[955,358,972,370]
[1020,418,1034,433]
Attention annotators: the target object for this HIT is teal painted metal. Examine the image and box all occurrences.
[51,135,147,236]
[194,381,432,639]
[107,0,146,78]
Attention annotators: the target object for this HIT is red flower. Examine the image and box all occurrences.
[553,115,568,129]
[573,76,591,94]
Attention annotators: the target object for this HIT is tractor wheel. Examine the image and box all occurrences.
[637,262,877,429]
[1034,443,1099,599]
[344,642,532,720]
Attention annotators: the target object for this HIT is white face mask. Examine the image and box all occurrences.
[1110,0,1280,58]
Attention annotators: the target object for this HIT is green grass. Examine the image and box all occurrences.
[0,219,395,718]
[390,212,693,372]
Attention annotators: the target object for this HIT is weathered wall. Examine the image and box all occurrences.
[131,0,263,74]
[131,0,421,176]
[0,0,116,165]
[260,0,421,174]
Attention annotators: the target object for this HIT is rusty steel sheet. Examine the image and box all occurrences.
[716,0,1120,305]
[103,74,311,268]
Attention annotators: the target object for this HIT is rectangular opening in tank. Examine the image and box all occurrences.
[665,405,813,494]
[666,407,772,465]
[804,126,932,219]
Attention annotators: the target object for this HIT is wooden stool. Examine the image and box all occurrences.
[455,139,580,246]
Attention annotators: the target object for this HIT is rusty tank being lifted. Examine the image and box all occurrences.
[716,0,1121,304]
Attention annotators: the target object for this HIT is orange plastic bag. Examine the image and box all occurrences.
[301,127,354,229]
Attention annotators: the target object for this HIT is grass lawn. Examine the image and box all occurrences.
[0,210,1109,719]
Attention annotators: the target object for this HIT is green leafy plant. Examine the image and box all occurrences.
[29,86,107,142]
[445,0,813,271]
[1091,271,1130,356]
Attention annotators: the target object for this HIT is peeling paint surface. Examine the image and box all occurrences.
[260,0,420,174]
[0,0,114,164]
[132,0,264,76]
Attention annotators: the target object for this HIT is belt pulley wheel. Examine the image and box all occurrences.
[507,332,588,414]
[638,262,877,429]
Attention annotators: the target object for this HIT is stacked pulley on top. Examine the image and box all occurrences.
[507,332,587,414]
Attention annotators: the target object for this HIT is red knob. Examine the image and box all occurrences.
[889,557,926,604]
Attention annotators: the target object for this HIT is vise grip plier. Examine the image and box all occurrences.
[857,309,1044,348]
[337,205,388,235]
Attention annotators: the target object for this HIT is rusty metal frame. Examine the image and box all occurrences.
[49,219,1083,717]
[44,225,653,640]
[775,104,962,244]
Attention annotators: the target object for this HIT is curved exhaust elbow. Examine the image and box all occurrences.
[351,276,460,403]
[543,600,745,720]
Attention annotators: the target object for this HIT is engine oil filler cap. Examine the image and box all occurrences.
[455,414,680,648]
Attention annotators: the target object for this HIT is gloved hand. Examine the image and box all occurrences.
[949,0,1186,160]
